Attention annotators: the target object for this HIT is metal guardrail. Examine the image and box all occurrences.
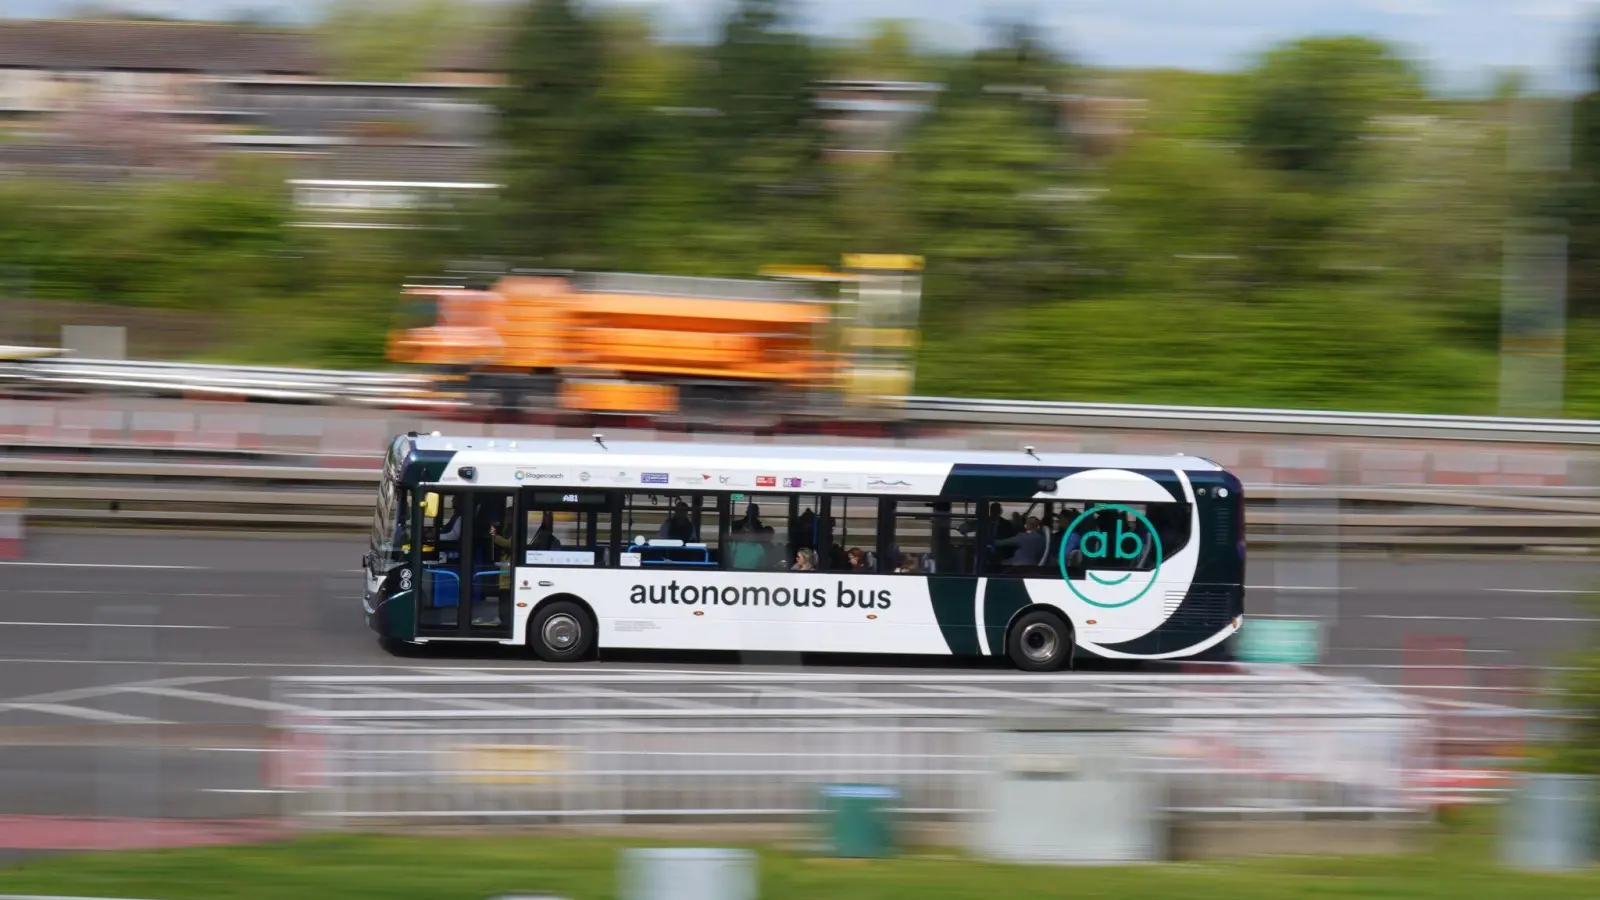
[0,357,454,408]
[898,396,1600,445]
[4,356,1600,444]
[272,669,1432,824]
[4,456,1598,544]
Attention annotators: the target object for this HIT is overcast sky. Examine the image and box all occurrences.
[5,0,1596,93]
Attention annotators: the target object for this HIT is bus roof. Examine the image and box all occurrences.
[407,435,1225,474]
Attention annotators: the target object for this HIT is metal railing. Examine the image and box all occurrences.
[4,455,1596,544]
[5,356,1599,444]
[271,669,1434,825]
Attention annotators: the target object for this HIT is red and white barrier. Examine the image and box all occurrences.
[0,488,23,560]
[0,398,1592,488]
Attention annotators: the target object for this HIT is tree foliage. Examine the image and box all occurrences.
[1239,36,1425,183]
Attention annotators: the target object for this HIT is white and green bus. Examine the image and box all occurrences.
[363,434,1246,670]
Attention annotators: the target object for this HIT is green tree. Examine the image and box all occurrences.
[905,102,1072,311]
[494,0,612,266]
[1238,36,1425,183]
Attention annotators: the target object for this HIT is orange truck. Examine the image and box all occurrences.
[387,257,922,421]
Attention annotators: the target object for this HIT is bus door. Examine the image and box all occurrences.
[416,489,516,639]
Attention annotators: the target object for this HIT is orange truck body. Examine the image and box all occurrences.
[386,274,833,413]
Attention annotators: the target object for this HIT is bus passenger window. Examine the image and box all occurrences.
[885,500,974,575]
[624,493,722,569]
[826,496,877,572]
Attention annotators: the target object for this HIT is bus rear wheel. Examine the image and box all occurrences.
[529,600,595,663]
[1006,610,1074,672]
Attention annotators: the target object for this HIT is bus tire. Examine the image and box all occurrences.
[1006,610,1073,672]
[529,599,595,663]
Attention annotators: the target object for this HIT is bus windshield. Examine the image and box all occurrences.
[369,476,408,569]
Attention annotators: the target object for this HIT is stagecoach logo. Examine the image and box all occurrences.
[515,469,565,482]
[1058,503,1163,609]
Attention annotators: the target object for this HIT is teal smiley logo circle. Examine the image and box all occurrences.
[1058,503,1163,609]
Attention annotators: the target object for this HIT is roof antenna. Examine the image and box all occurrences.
[1024,445,1040,461]
[593,433,608,451]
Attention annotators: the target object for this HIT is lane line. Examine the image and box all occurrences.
[200,788,298,795]
[1363,615,1482,621]
[1498,616,1600,623]
[0,702,168,724]
[193,747,283,753]
[7,591,259,599]
[3,675,237,706]
[124,686,302,713]
[0,622,227,630]
[0,562,209,570]
[1344,647,1510,655]
[1483,588,1590,595]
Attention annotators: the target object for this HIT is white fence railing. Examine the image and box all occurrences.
[271,670,1435,825]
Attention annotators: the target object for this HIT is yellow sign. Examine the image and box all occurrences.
[842,254,923,272]
[452,744,570,784]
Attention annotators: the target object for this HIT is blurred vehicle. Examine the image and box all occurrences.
[386,255,922,425]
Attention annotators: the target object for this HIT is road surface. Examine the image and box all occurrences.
[0,529,1591,830]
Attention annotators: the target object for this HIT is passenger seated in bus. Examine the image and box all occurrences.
[792,548,817,571]
[656,501,697,543]
[729,529,766,570]
[994,516,1046,570]
[846,547,866,570]
[895,553,922,574]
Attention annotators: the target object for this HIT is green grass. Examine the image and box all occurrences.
[1,818,1597,900]
[917,292,1600,418]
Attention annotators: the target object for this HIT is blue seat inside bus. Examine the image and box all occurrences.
[424,568,459,608]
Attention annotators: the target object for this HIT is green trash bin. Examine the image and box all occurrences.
[819,783,899,858]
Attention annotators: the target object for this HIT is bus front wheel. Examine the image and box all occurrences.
[529,600,595,663]
[1006,610,1074,672]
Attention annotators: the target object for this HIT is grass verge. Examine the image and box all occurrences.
[0,817,1596,900]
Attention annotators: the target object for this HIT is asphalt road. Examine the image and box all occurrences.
[0,529,1593,822]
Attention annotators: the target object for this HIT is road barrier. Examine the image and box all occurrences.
[1,456,1597,547]
[271,669,1433,827]
[5,358,1600,446]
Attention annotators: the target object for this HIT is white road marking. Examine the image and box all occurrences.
[0,621,226,630]
[1246,585,1350,592]
[4,675,238,705]
[194,747,284,753]
[0,562,208,570]
[7,591,258,598]
[1346,647,1510,654]
[1483,588,1590,595]
[200,788,298,794]
[0,702,167,724]
[124,686,302,713]
[1498,616,1600,623]
[1363,615,1481,621]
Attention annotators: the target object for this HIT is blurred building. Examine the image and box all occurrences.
[813,80,943,159]
[0,19,324,181]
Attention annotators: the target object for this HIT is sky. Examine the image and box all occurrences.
[4,0,1596,93]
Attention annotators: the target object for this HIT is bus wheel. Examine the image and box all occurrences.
[1006,610,1073,672]
[530,600,595,663]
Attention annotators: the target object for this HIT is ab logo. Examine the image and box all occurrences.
[1058,503,1163,609]
[1080,518,1145,561]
